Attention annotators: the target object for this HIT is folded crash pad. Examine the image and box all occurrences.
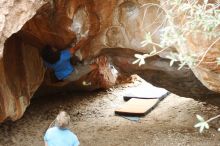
[115,98,159,116]
[123,92,170,101]
[123,82,169,101]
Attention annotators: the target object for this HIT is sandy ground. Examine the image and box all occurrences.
[0,77,220,146]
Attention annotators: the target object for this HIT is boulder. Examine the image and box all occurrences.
[0,0,47,122]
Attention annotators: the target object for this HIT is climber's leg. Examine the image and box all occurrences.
[64,63,97,81]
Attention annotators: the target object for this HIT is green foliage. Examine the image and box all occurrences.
[170,0,182,6]
[132,47,158,66]
[166,52,178,66]
[133,54,147,66]
[166,52,197,69]
[194,114,220,133]
[194,115,209,133]
[133,0,220,69]
[141,32,153,47]
[217,57,220,65]
[181,1,220,40]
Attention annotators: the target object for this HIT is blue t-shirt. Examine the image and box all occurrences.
[45,49,74,80]
[44,127,80,146]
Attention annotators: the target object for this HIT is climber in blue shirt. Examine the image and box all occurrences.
[41,41,97,83]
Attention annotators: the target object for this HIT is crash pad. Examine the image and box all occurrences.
[123,81,169,101]
[115,98,159,116]
[123,92,170,101]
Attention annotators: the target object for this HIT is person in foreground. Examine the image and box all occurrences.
[44,111,80,146]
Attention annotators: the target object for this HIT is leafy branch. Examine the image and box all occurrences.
[194,114,220,133]
[133,0,220,69]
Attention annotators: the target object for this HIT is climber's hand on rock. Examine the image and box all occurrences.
[81,30,89,38]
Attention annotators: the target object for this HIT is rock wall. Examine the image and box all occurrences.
[0,0,220,122]
[0,0,47,55]
[160,0,220,93]
[0,0,47,122]
[99,48,220,102]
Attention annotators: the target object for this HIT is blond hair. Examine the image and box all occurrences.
[55,111,70,128]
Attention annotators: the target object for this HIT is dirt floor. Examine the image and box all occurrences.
[0,77,220,146]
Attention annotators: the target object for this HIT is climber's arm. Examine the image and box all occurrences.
[69,37,88,54]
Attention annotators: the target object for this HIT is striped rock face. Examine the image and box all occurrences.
[0,0,220,122]
[0,0,47,122]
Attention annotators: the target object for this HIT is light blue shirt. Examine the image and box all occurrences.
[44,127,80,146]
[45,49,74,80]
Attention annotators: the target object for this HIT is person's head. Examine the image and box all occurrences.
[41,45,60,64]
[55,111,70,129]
